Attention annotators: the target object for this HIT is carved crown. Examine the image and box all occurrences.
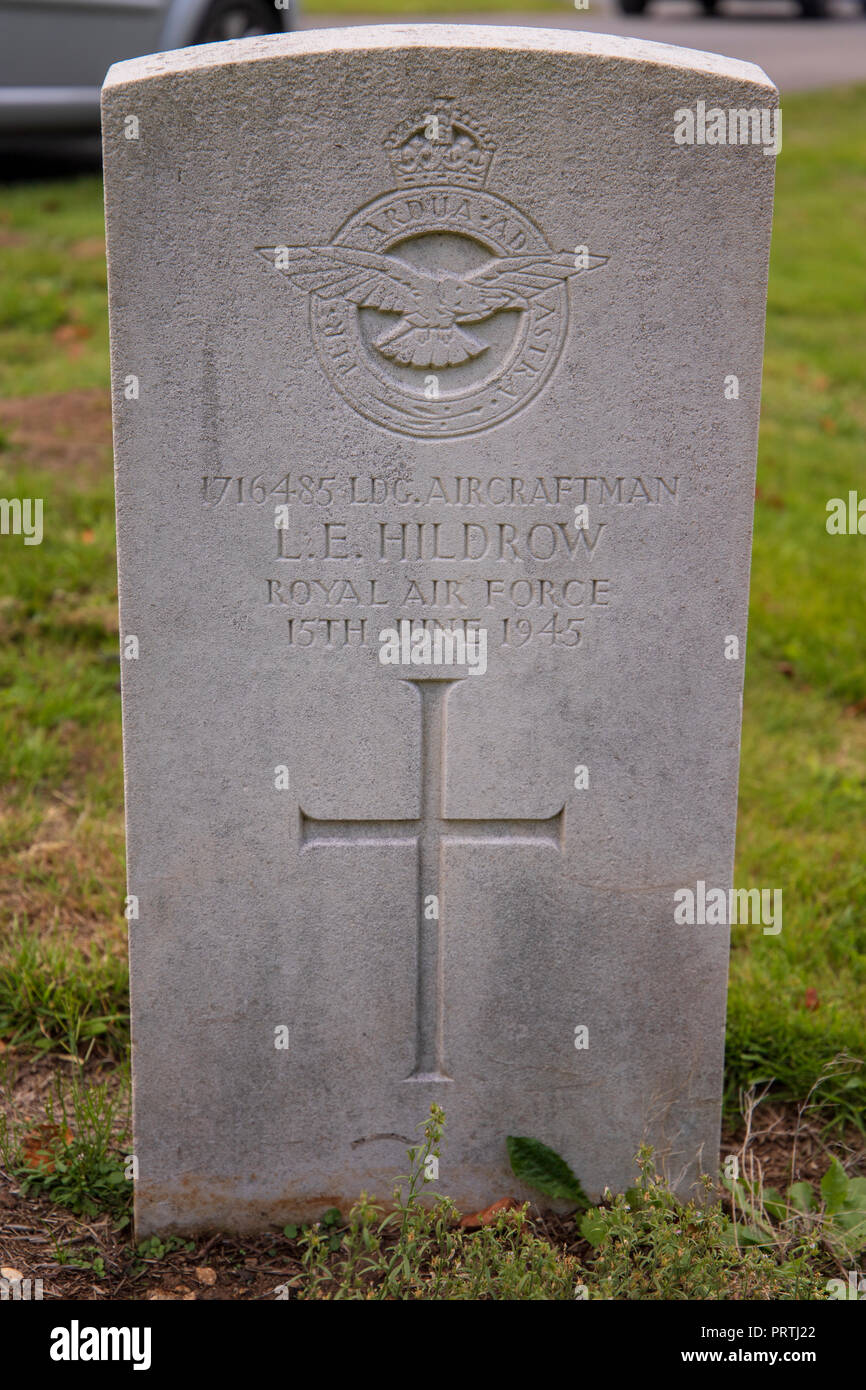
[385,106,494,188]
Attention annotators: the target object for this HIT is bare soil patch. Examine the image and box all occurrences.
[0,390,112,483]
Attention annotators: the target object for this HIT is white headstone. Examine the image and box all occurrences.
[103,26,777,1233]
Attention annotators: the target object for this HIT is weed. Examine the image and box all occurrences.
[288,1105,580,1300]
[0,1063,131,1223]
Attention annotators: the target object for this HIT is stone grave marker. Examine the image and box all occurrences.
[102,26,777,1233]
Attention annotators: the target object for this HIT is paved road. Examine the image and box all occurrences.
[302,1,866,91]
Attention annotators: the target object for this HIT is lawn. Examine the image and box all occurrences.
[0,82,864,1298]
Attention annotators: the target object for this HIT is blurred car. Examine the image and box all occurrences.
[0,0,294,135]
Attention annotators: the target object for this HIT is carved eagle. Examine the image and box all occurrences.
[261,244,608,370]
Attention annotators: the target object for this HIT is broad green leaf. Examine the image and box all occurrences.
[578,1209,609,1248]
[506,1136,590,1207]
[833,1179,866,1250]
[833,1212,866,1253]
[735,1223,774,1247]
[787,1181,816,1214]
[821,1157,849,1215]
[844,1177,866,1209]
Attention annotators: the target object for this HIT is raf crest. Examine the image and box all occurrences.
[258,107,608,438]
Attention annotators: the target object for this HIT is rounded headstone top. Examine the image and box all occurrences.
[102,23,776,98]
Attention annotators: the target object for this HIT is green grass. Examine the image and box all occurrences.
[0,927,129,1059]
[724,84,866,1124]
[0,452,119,791]
[0,87,865,1139]
[0,179,108,398]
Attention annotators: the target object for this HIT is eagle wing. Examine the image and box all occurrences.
[258,244,432,318]
[457,251,609,320]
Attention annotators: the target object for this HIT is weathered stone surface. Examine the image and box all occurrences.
[103,26,776,1234]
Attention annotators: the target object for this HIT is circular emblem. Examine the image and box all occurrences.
[260,108,608,440]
